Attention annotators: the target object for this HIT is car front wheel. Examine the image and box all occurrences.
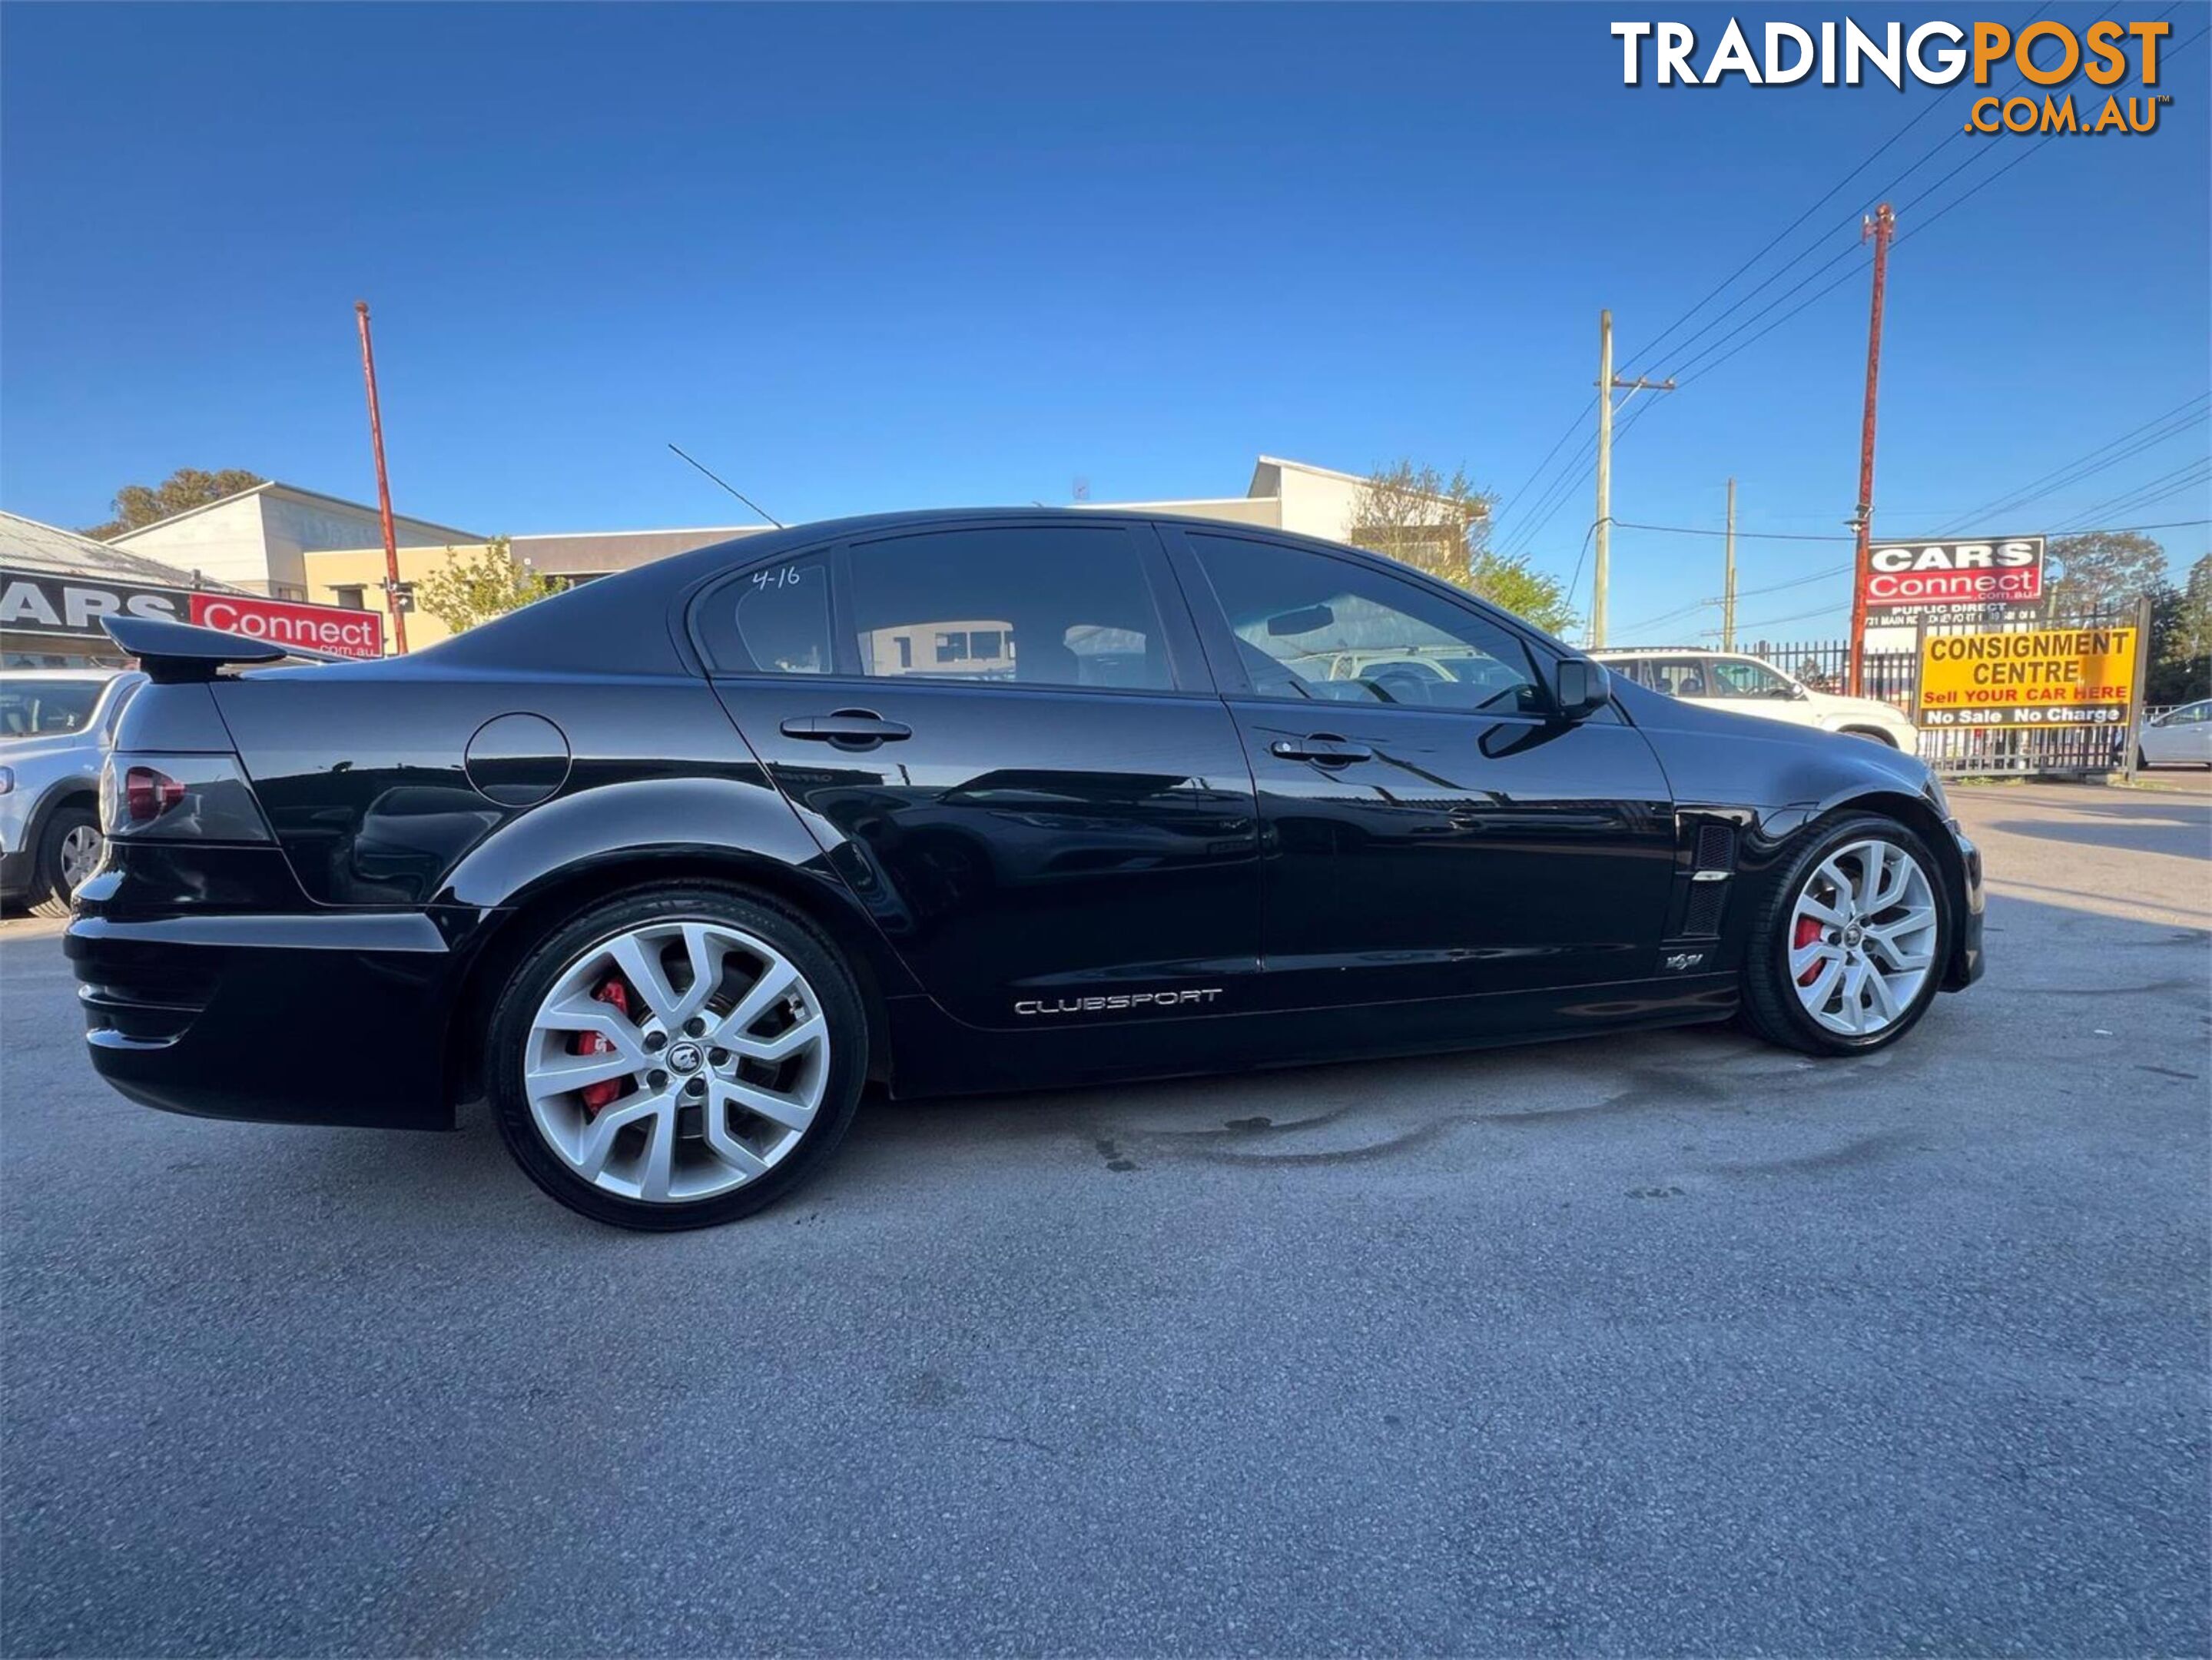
[1738,814,1948,1057]
[488,886,867,1230]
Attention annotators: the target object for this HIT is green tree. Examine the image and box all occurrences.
[2147,553,2212,706]
[2164,553,2212,665]
[1348,460,1577,635]
[85,467,264,540]
[414,537,560,636]
[2045,530,2171,617]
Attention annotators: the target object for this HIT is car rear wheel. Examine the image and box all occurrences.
[29,804,101,919]
[1738,813,1947,1057]
[488,886,866,1230]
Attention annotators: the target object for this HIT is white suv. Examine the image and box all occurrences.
[1594,647,1919,751]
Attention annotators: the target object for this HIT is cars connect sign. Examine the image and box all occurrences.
[1862,536,2046,625]
[187,592,383,657]
[0,569,384,659]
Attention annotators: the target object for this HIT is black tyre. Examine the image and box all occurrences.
[1738,812,1949,1057]
[488,885,867,1230]
[29,802,102,920]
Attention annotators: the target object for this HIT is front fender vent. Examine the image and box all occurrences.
[1674,817,1740,940]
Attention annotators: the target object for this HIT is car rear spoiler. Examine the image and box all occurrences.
[101,614,351,683]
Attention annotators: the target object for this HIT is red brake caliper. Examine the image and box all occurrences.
[1792,915,1825,984]
[572,978,632,1115]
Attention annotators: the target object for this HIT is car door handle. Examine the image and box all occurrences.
[780,711,913,745]
[1270,735,1373,766]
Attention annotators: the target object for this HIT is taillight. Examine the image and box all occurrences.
[124,765,189,824]
[100,754,272,842]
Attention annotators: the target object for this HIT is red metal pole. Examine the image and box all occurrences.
[1846,204,1894,698]
[353,300,408,656]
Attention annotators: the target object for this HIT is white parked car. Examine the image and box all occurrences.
[0,669,144,916]
[1594,647,1919,750]
[2137,699,2212,769]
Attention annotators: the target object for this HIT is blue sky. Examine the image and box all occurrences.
[4,2,2207,642]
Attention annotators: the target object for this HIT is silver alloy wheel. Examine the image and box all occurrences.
[57,823,102,891]
[1787,837,1940,1038]
[523,919,831,1204]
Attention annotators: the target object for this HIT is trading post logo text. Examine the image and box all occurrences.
[1613,18,2175,134]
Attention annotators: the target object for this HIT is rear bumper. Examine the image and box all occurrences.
[65,908,460,1130]
[1944,822,1985,991]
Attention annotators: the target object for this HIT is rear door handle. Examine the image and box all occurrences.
[1270,734,1373,766]
[780,711,914,746]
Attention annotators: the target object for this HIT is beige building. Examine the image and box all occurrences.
[1096,455,1395,540]
[109,480,481,600]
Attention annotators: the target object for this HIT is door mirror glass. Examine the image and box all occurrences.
[1554,658,1611,720]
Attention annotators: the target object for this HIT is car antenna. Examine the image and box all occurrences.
[666,443,784,529]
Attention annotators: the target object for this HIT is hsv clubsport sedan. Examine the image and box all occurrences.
[71,511,1983,1230]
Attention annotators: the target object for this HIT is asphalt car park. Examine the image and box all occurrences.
[2,780,2206,1655]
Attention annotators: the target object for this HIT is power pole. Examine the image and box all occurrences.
[1723,476,1738,651]
[353,300,408,656]
[1590,309,1676,648]
[1844,204,1895,696]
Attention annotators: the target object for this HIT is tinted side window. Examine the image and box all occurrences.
[1189,534,1543,714]
[701,555,833,675]
[846,526,1172,692]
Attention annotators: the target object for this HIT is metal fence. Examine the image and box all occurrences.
[1743,617,2143,779]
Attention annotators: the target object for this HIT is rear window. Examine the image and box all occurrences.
[0,679,105,739]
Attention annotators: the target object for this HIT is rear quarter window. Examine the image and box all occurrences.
[695,556,834,675]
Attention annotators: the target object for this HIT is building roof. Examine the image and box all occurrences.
[1249,455,1489,519]
[507,525,770,577]
[0,509,236,588]
[108,480,481,546]
[1252,454,1375,492]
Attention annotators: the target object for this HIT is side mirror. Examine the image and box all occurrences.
[1553,658,1611,720]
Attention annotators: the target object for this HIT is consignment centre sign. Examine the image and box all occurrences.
[1917,625,2137,728]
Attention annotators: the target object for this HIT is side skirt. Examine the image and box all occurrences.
[884,974,1739,1100]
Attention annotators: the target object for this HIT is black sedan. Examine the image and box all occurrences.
[71,510,1982,1230]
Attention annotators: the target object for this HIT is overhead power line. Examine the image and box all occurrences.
[2047,460,2212,533]
[1931,394,2210,535]
[1610,520,1852,543]
[1643,2,2194,399]
[1501,4,2200,572]
[1616,82,1958,376]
